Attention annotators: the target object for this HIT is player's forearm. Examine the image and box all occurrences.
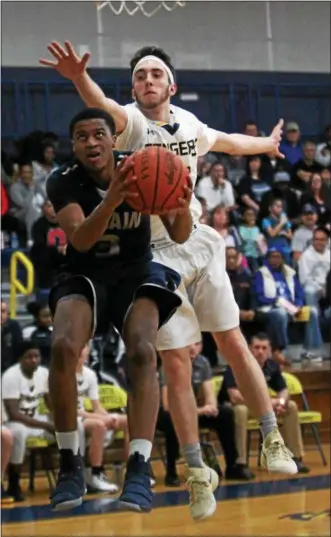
[163,210,193,244]
[73,72,109,110]
[70,200,113,252]
[73,72,127,132]
[213,132,275,156]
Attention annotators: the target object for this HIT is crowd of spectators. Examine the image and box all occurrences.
[1,119,330,503]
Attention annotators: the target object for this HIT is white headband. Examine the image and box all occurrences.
[132,55,175,84]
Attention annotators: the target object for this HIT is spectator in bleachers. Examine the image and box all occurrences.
[321,166,331,188]
[224,155,247,186]
[210,205,241,248]
[22,301,53,367]
[76,344,124,494]
[298,227,330,312]
[254,247,324,363]
[226,247,263,340]
[218,333,310,473]
[238,207,265,271]
[195,162,235,212]
[237,156,271,213]
[158,342,255,485]
[291,141,323,193]
[2,342,54,501]
[1,179,27,247]
[30,199,67,300]
[261,199,292,265]
[259,171,301,225]
[292,204,319,263]
[1,301,23,374]
[196,196,209,225]
[279,121,304,166]
[1,423,14,503]
[32,143,58,194]
[315,124,331,168]
[300,173,331,228]
[9,162,45,243]
[260,152,292,184]
[243,120,260,137]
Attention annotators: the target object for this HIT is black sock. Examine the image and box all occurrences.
[92,466,104,476]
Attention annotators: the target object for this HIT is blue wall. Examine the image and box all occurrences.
[2,68,330,141]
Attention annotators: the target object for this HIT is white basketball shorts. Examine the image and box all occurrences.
[153,223,239,351]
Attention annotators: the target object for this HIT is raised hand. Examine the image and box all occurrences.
[105,157,138,210]
[39,41,90,80]
[269,119,285,159]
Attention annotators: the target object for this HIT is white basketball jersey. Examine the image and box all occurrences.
[116,103,218,245]
[76,365,99,411]
[1,364,49,420]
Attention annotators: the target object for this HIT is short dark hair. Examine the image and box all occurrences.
[314,226,330,239]
[69,108,116,138]
[130,46,176,83]
[18,341,40,358]
[250,332,270,343]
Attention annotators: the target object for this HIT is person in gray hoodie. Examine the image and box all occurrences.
[9,162,46,241]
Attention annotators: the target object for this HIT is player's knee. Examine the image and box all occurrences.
[127,340,156,369]
[91,419,107,437]
[161,348,192,384]
[1,427,14,450]
[51,335,79,371]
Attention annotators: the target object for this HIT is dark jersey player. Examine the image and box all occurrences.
[46,108,193,512]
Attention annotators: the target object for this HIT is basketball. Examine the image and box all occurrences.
[124,146,190,214]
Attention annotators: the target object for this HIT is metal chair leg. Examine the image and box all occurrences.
[310,423,327,466]
[29,451,36,492]
[246,432,251,467]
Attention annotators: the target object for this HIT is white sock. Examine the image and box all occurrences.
[55,431,79,455]
[129,439,152,461]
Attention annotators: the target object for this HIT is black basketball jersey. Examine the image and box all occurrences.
[46,152,152,280]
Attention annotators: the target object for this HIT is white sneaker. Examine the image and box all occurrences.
[186,465,219,521]
[261,428,298,474]
[84,468,119,494]
[150,477,156,487]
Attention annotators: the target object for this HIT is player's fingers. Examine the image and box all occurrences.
[64,40,79,59]
[177,197,187,207]
[47,44,64,61]
[50,41,67,58]
[183,184,192,197]
[118,159,135,178]
[39,59,58,67]
[124,192,139,200]
[278,118,284,129]
[186,175,193,189]
[122,176,137,188]
[81,52,91,68]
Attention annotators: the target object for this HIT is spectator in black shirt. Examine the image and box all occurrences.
[291,141,323,193]
[260,153,292,184]
[300,173,331,228]
[1,302,23,374]
[218,333,310,473]
[237,156,272,213]
[30,199,67,300]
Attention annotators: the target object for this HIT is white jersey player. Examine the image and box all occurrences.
[40,42,298,520]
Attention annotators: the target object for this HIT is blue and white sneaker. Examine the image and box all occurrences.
[50,449,85,511]
[117,452,153,512]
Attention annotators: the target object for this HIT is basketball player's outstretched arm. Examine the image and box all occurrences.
[46,160,137,252]
[39,41,128,133]
[209,119,285,158]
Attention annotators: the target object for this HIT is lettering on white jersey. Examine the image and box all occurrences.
[145,139,197,158]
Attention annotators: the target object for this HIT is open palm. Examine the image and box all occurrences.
[39,41,90,80]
